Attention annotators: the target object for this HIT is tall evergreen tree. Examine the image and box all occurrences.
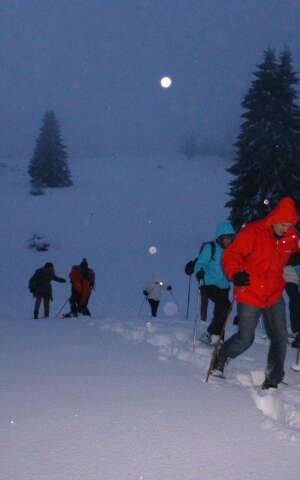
[29,110,72,188]
[226,47,300,229]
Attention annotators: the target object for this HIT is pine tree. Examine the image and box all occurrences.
[28,110,72,188]
[226,47,300,229]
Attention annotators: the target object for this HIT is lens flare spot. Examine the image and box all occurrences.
[163,302,178,316]
[160,77,172,88]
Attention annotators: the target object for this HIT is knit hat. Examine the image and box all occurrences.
[44,262,54,269]
[80,258,88,269]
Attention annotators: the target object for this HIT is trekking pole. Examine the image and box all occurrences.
[205,297,235,383]
[54,298,70,319]
[186,276,192,320]
[192,290,200,352]
[258,315,267,340]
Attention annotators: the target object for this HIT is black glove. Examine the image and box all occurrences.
[29,287,35,294]
[196,269,205,281]
[143,290,149,296]
[232,270,250,286]
[58,278,67,283]
[185,259,196,275]
[167,286,172,291]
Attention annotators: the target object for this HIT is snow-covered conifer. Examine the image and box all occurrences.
[28,110,72,189]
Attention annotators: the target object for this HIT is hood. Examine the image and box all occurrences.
[265,197,298,227]
[215,221,235,240]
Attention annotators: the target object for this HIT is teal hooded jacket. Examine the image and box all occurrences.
[194,221,235,289]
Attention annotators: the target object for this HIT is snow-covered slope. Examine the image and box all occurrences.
[1,155,300,480]
[0,154,230,317]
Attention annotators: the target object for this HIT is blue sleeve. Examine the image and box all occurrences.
[194,244,212,274]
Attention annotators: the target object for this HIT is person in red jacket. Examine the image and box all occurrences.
[63,258,95,317]
[213,197,300,389]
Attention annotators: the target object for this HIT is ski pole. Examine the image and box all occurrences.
[186,276,192,320]
[192,290,200,352]
[54,298,70,319]
[205,297,235,383]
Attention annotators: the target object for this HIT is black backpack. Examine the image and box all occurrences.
[184,241,216,277]
[29,270,38,292]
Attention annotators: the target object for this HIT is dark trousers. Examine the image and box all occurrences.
[285,283,300,334]
[34,296,50,317]
[201,285,231,336]
[69,287,81,316]
[148,298,160,317]
[68,288,91,317]
[220,298,288,384]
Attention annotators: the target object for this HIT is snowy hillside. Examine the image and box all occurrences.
[1,155,300,480]
[0,154,230,317]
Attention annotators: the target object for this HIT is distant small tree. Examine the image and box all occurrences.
[226,47,300,229]
[28,110,72,189]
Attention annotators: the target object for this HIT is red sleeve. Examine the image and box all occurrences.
[222,226,255,280]
[70,267,82,292]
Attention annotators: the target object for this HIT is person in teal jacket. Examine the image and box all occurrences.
[194,221,235,344]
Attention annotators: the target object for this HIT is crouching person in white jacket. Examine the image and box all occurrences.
[143,279,172,317]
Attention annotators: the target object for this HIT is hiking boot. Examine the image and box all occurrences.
[261,378,278,390]
[212,350,228,375]
[291,333,300,349]
[34,313,38,320]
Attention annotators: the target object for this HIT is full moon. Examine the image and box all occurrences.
[160,77,172,88]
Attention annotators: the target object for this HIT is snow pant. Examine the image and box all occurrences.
[219,297,288,385]
[34,295,50,318]
[148,298,160,317]
[200,286,231,336]
[285,283,300,334]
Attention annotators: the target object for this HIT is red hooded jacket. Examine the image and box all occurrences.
[223,197,300,308]
[70,266,95,306]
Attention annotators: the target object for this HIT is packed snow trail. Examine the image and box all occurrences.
[1,314,300,480]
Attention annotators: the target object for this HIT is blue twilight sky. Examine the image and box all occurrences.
[1,0,300,159]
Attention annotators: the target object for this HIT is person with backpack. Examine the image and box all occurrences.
[143,278,172,317]
[63,258,95,317]
[213,197,300,389]
[29,262,66,319]
[284,251,300,348]
[194,221,235,345]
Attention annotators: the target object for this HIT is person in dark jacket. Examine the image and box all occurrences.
[284,251,300,348]
[62,258,95,317]
[29,262,66,319]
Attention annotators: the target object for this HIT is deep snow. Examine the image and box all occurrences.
[1,155,300,479]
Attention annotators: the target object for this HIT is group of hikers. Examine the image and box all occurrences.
[28,196,300,390]
[29,258,95,320]
[185,196,300,389]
